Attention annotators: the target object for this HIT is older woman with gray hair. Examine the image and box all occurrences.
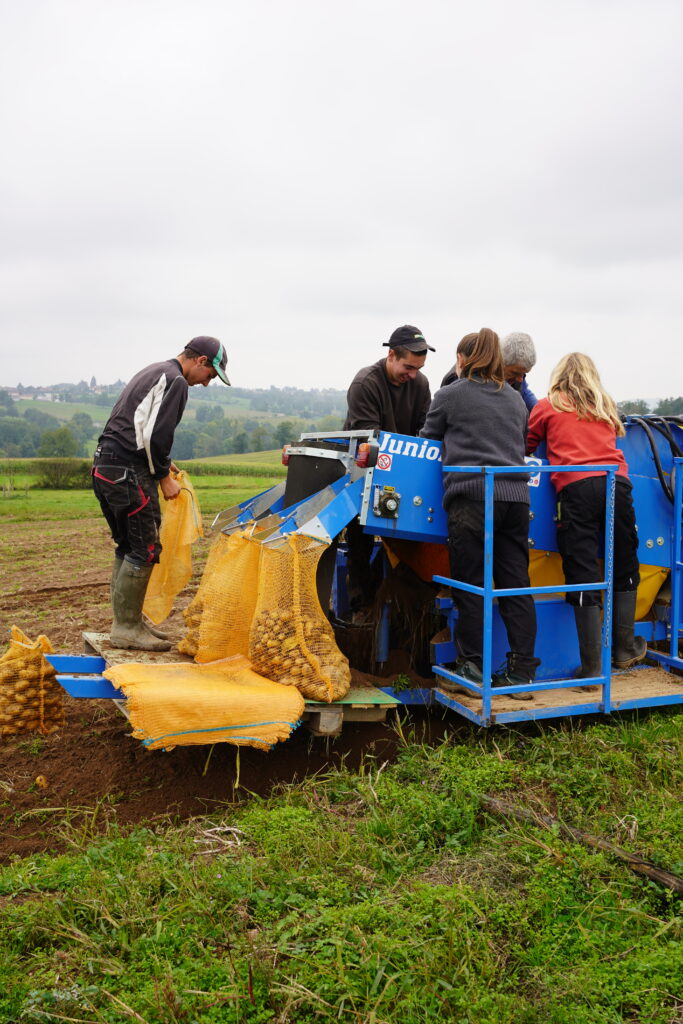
[441,331,538,410]
[500,332,538,411]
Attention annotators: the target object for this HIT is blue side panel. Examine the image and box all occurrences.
[285,477,365,540]
[46,655,106,673]
[56,676,125,699]
[493,702,602,724]
[363,432,448,542]
[628,474,675,568]
[433,691,487,725]
[45,654,125,699]
[610,694,683,711]
[437,597,580,681]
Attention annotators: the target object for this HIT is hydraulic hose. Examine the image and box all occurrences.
[628,416,674,503]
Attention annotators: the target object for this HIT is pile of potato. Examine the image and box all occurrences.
[178,597,202,657]
[0,628,64,737]
[249,609,350,702]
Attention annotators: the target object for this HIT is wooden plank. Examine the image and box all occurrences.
[437,665,683,716]
[82,634,400,708]
[83,632,189,667]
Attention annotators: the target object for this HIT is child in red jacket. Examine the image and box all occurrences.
[527,352,645,677]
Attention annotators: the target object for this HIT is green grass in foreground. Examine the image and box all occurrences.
[1,715,681,1023]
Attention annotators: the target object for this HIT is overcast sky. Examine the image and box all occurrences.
[0,0,681,401]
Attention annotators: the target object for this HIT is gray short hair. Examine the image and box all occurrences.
[501,332,536,371]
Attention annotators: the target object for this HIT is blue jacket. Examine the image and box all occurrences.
[520,378,538,411]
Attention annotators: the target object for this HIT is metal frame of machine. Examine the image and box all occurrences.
[49,419,683,733]
[211,421,683,726]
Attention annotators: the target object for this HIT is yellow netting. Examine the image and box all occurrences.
[177,531,233,658]
[0,626,64,736]
[143,469,203,624]
[104,655,304,751]
[183,530,263,663]
[248,535,351,702]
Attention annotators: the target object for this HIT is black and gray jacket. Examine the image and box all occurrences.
[97,359,188,479]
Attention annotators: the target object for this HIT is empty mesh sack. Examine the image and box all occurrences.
[0,626,64,736]
[249,534,351,702]
[103,655,304,751]
[143,469,203,624]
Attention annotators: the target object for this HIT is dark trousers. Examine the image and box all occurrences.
[92,448,162,565]
[345,517,383,612]
[447,498,537,672]
[556,476,640,606]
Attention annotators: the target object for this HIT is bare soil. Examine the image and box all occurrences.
[0,518,446,861]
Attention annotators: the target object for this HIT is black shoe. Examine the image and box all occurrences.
[493,653,540,701]
[455,659,483,684]
[573,605,603,678]
[439,659,482,695]
[612,591,647,669]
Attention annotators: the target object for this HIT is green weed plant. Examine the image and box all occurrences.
[1,713,681,1023]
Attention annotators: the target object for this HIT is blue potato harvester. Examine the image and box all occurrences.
[49,416,683,731]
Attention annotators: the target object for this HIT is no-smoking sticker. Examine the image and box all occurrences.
[377,453,392,471]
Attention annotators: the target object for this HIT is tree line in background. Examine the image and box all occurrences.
[0,385,681,460]
[0,384,349,459]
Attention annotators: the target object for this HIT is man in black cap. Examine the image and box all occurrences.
[92,337,230,651]
[342,326,434,613]
[343,325,434,436]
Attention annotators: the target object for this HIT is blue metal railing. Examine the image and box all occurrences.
[432,463,617,722]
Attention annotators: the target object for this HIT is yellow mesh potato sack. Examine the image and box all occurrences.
[104,655,304,751]
[0,626,64,736]
[190,531,262,663]
[143,469,203,624]
[249,534,351,703]
[178,531,233,658]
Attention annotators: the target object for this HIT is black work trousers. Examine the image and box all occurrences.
[556,476,640,606]
[345,517,383,613]
[92,448,162,565]
[447,498,537,673]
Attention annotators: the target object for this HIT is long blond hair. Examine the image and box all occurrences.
[548,352,625,437]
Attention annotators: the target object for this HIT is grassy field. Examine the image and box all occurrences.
[0,475,281,522]
[1,716,681,1023]
[0,456,284,523]
[12,399,109,423]
[191,450,283,466]
[1,455,682,1023]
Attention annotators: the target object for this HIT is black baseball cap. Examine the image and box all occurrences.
[383,325,435,353]
[188,336,231,385]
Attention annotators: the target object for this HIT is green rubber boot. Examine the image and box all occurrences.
[111,556,170,642]
[143,619,172,641]
[110,556,124,604]
[110,561,172,652]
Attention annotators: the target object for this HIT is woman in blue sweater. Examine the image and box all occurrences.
[421,328,539,697]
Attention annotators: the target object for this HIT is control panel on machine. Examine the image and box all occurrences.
[373,484,401,519]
